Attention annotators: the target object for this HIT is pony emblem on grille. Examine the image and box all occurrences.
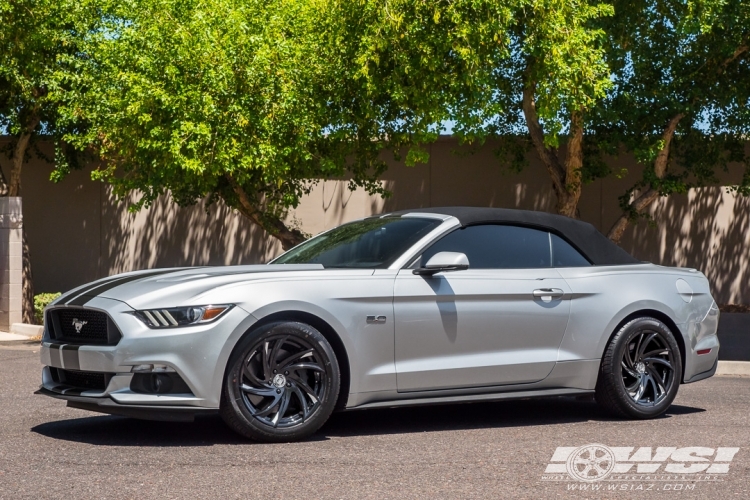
[71,318,88,333]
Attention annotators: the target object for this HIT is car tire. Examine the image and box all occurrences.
[220,321,340,442]
[595,316,682,419]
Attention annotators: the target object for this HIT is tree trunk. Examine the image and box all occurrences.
[226,175,306,251]
[607,114,684,243]
[8,116,39,196]
[0,162,8,196]
[522,83,584,218]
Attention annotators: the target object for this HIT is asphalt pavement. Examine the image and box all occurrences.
[1,344,748,499]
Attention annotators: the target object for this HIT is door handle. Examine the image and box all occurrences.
[533,288,564,301]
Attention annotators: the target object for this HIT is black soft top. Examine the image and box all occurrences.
[387,206,640,266]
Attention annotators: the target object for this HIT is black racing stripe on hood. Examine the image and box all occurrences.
[65,269,182,306]
[57,276,125,305]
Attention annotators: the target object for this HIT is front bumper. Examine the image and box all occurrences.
[38,297,257,411]
[35,387,217,421]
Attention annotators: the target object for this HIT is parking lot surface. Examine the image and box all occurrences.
[1,345,748,499]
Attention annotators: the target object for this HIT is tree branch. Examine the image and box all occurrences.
[521,82,565,197]
[607,113,685,243]
[8,113,41,197]
[719,39,748,73]
[0,161,9,196]
[559,110,584,217]
[225,174,305,251]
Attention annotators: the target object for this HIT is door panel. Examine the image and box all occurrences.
[394,268,571,392]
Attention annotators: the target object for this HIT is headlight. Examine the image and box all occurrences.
[133,304,233,328]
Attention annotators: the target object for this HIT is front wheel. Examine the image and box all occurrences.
[220,321,340,442]
[595,317,682,419]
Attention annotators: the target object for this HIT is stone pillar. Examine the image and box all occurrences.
[0,197,23,331]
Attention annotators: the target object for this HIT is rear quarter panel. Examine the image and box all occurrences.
[557,264,716,381]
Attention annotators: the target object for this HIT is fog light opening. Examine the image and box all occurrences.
[149,373,174,394]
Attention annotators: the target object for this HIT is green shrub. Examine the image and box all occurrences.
[34,293,61,325]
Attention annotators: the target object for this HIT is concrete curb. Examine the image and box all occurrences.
[0,331,30,342]
[10,323,43,338]
[716,360,750,377]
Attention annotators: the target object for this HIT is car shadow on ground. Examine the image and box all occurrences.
[30,396,705,447]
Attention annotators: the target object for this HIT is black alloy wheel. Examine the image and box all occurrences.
[595,317,682,419]
[620,330,676,406]
[221,321,340,442]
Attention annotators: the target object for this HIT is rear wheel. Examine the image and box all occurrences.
[220,321,340,442]
[595,317,682,419]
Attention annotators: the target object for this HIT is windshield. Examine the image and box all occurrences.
[272,217,442,268]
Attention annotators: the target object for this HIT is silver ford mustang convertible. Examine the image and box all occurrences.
[38,207,720,442]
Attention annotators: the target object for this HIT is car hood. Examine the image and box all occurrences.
[54,264,350,310]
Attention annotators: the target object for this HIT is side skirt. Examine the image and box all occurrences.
[347,388,594,411]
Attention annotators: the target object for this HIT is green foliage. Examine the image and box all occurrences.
[55,0,620,241]
[34,292,61,325]
[456,0,614,152]
[9,0,746,243]
[520,0,614,143]
[56,0,523,241]
[593,0,750,220]
[0,0,98,170]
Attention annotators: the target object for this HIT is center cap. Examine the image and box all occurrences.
[635,362,646,374]
[272,374,287,388]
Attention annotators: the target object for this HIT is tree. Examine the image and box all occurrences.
[595,0,750,242]
[0,0,96,322]
[454,0,615,218]
[58,0,528,250]
[455,0,749,240]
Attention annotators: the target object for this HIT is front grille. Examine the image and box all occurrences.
[47,308,121,345]
[51,368,112,391]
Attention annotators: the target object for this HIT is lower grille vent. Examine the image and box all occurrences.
[50,368,113,391]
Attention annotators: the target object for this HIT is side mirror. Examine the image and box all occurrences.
[413,252,470,276]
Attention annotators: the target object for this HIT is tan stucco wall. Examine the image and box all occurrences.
[5,137,748,304]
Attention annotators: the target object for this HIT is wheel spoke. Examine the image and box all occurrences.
[261,342,271,381]
[646,366,667,397]
[288,374,319,403]
[255,393,282,417]
[242,363,267,387]
[240,384,276,397]
[643,357,673,370]
[624,377,640,392]
[634,375,648,401]
[642,348,667,358]
[291,385,309,422]
[269,336,289,367]
[621,361,638,378]
[625,344,636,368]
[272,389,292,427]
[277,348,314,369]
[287,362,324,373]
[645,374,659,401]
[633,334,645,363]
[637,333,658,359]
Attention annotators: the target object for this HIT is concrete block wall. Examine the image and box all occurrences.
[0,197,23,331]
[6,137,750,304]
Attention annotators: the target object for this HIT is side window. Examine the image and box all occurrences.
[551,233,591,267]
[419,224,551,269]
